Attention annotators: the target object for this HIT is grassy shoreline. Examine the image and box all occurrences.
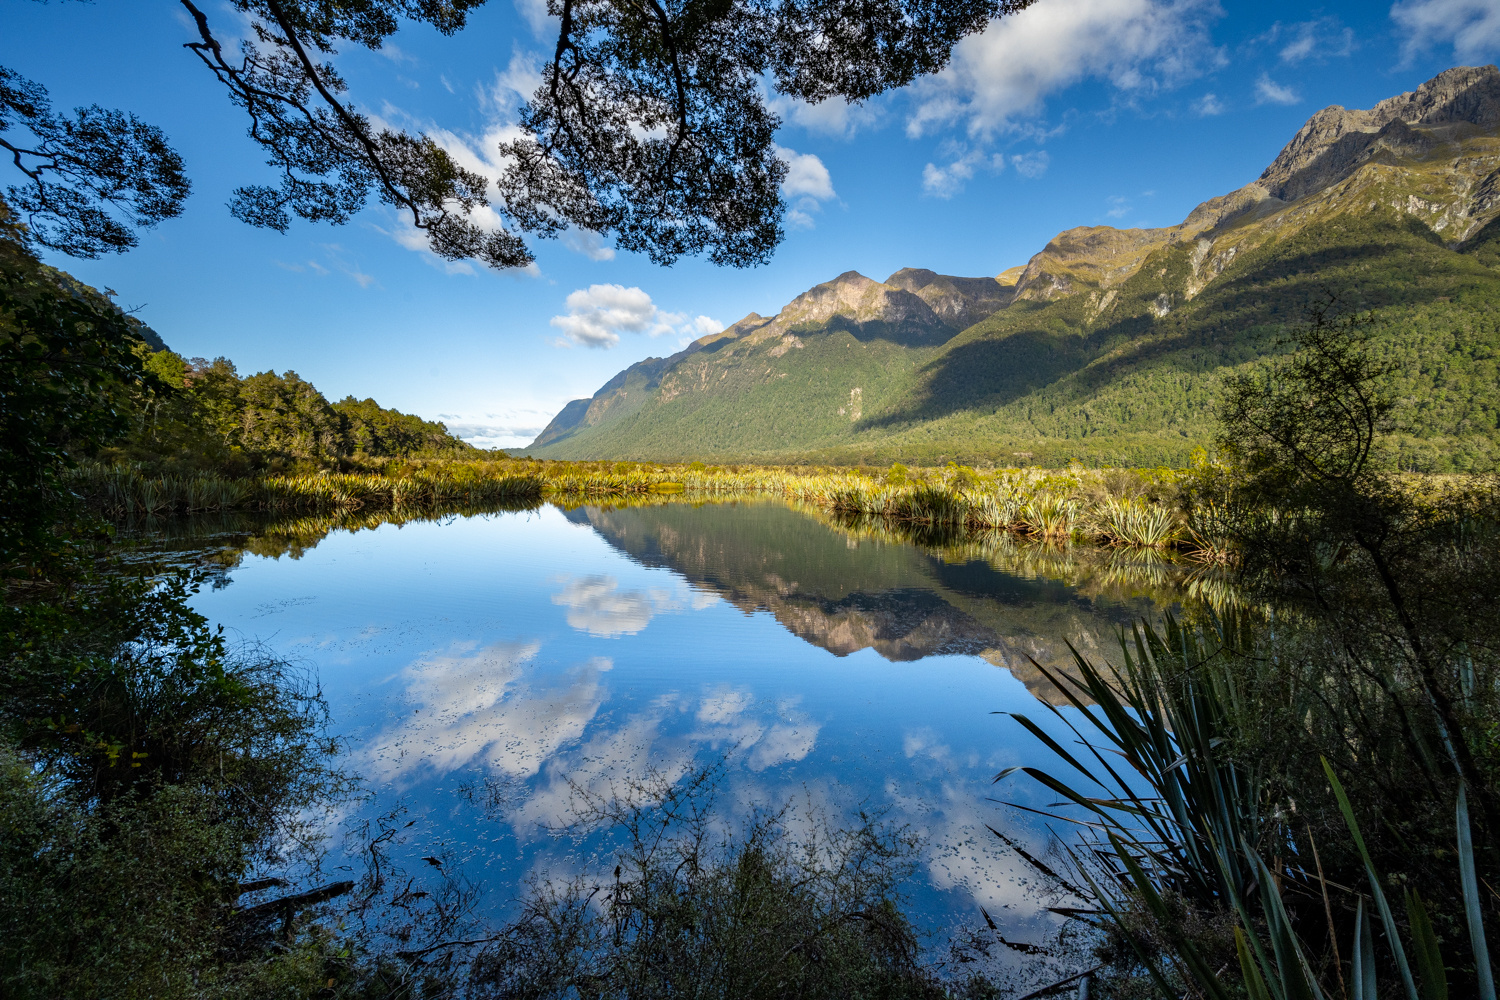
[73,457,1213,554]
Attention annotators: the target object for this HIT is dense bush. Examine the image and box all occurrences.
[120,351,476,474]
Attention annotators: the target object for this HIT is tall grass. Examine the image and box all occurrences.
[75,464,545,517]
[74,459,1199,551]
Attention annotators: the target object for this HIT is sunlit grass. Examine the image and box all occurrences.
[73,457,1205,552]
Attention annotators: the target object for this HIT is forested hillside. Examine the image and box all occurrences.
[120,350,476,473]
[12,261,478,474]
[529,65,1500,471]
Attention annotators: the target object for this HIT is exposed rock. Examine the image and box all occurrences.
[526,66,1500,461]
[1260,64,1500,200]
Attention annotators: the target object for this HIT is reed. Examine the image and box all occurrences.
[74,463,545,517]
[73,459,1205,552]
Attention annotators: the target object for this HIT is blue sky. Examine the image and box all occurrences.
[4,0,1498,447]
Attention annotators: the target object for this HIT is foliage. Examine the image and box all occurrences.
[10,2,1026,269]
[113,350,478,473]
[0,208,150,574]
[991,299,1500,998]
[0,69,189,256]
[467,762,949,1000]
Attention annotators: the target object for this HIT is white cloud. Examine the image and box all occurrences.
[490,51,544,107]
[553,576,669,636]
[368,54,568,271]
[907,0,1224,139]
[1392,0,1500,61]
[1104,195,1131,218]
[513,0,555,36]
[767,93,881,138]
[776,147,838,229]
[1011,150,1051,178]
[921,149,1006,198]
[689,687,820,772]
[1193,92,1225,115]
[1254,73,1300,106]
[442,406,555,449]
[549,285,723,349]
[363,641,613,785]
[780,149,836,200]
[561,227,616,261]
[309,243,376,287]
[1269,18,1355,64]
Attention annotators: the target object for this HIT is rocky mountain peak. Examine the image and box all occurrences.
[1259,64,1500,199]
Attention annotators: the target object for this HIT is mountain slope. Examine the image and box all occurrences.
[530,268,1015,456]
[529,66,1500,471]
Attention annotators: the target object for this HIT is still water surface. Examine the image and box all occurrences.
[177,498,1182,947]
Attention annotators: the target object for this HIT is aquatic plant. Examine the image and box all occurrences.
[71,459,1222,557]
[1097,496,1183,548]
[1018,495,1077,537]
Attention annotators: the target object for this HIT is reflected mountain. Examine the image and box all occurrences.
[137,497,1211,702]
[561,499,1183,701]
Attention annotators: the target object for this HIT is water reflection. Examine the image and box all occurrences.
[551,576,684,636]
[368,641,605,784]
[561,500,1175,701]
[169,496,1207,955]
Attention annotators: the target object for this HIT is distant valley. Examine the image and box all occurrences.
[529,65,1500,471]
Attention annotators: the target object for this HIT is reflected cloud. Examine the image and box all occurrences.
[552,575,684,636]
[692,686,821,772]
[366,639,611,784]
[506,687,822,835]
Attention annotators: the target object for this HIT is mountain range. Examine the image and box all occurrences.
[529,66,1500,471]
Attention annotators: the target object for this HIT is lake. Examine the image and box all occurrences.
[162,497,1194,972]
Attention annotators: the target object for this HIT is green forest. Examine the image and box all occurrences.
[530,210,1500,470]
[127,350,475,474]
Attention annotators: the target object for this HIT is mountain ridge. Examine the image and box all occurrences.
[529,66,1500,470]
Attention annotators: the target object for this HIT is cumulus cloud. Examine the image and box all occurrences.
[921,148,1007,198]
[907,0,1224,139]
[1392,0,1500,61]
[549,286,723,349]
[776,147,838,229]
[1254,73,1300,106]
[767,93,881,138]
[364,641,613,785]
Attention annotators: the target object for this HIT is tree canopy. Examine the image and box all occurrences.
[2,0,1029,268]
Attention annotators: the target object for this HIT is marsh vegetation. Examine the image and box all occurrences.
[5,197,1499,1000]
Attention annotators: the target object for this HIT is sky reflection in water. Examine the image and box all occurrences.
[186,499,1172,944]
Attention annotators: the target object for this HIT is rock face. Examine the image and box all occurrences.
[528,268,1012,450]
[526,66,1500,467]
[1259,65,1500,199]
[1006,65,1500,303]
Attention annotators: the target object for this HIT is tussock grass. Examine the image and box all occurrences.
[75,458,1202,551]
